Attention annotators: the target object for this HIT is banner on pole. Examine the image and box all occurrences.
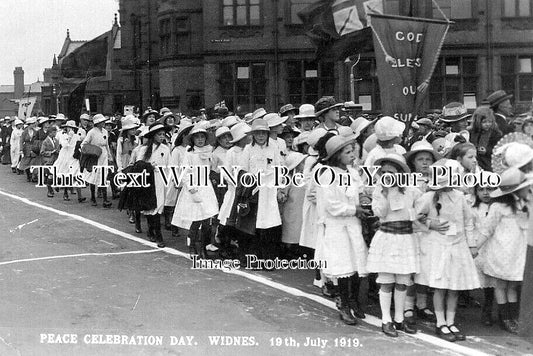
[369,13,449,126]
[18,97,37,119]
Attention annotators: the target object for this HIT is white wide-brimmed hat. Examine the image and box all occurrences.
[250,108,267,123]
[215,126,231,138]
[492,133,533,174]
[350,116,376,138]
[294,104,316,120]
[26,117,37,124]
[405,140,440,164]
[13,119,24,126]
[264,113,287,128]
[374,152,411,173]
[374,116,405,141]
[490,167,533,198]
[285,152,307,171]
[144,122,172,138]
[61,120,78,130]
[229,122,251,144]
[221,115,240,128]
[247,118,270,133]
[80,113,91,121]
[55,113,67,121]
[324,134,355,161]
[92,114,107,125]
[307,128,328,156]
[121,115,141,132]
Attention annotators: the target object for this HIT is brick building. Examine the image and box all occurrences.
[116,0,533,115]
[0,67,45,118]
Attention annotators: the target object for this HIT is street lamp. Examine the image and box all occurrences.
[344,54,361,103]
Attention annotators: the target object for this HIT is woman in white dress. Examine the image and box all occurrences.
[81,114,113,208]
[53,120,85,202]
[9,119,23,173]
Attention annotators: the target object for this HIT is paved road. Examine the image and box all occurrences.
[0,166,531,356]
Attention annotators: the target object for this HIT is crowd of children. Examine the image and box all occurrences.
[0,90,531,341]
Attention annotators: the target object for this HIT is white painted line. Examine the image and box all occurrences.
[0,250,161,266]
[9,218,38,233]
[0,189,494,356]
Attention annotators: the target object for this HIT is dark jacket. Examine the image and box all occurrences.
[227,170,258,236]
[469,129,502,172]
[118,161,157,212]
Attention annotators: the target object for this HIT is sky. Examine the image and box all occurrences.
[0,0,119,85]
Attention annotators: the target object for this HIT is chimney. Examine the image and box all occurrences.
[14,67,24,99]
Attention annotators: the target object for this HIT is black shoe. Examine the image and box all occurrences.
[500,319,519,334]
[322,282,336,298]
[481,307,493,327]
[417,307,436,322]
[382,322,398,337]
[78,197,86,203]
[448,325,466,341]
[394,321,417,334]
[338,307,357,325]
[350,303,366,319]
[157,242,166,248]
[91,199,97,206]
[404,309,416,327]
[435,325,457,342]
[135,227,143,234]
[11,168,16,173]
[47,192,54,198]
[103,201,112,208]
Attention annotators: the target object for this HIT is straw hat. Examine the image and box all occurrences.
[492,132,533,174]
[490,167,533,198]
[405,140,440,164]
[38,116,54,126]
[145,122,171,138]
[279,103,297,116]
[374,116,405,141]
[247,119,270,133]
[137,126,150,138]
[441,102,471,123]
[264,113,287,128]
[324,135,355,161]
[13,119,24,126]
[306,128,328,156]
[221,115,240,128]
[229,122,251,144]
[293,130,310,148]
[189,123,208,137]
[243,113,253,123]
[120,115,141,132]
[338,125,357,140]
[215,126,231,138]
[374,153,411,173]
[26,117,37,124]
[315,96,343,116]
[350,117,375,138]
[250,108,267,123]
[61,120,78,130]
[141,108,159,120]
[80,113,91,121]
[294,104,317,120]
[415,118,433,127]
[55,113,67,122]
[285,152,307,171]
[92,114,107,125]
[176,120,194,140]
[363,133,378,153]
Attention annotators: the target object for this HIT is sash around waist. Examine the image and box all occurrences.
[379,221,413,235]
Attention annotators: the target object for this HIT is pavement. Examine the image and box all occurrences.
[0,164,532,356]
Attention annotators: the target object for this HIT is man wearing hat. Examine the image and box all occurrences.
[440,102,471,135]
[279,104,298,129]
[0,117,13,164]
[407,117,436,148]
[315,96,343,132]
[486,90,515,135]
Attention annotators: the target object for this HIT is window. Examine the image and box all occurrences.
[113,95,124,115]
[223,0,261,26]
[219,62,266,111]
[503,0,532,17]
[175,17,191,54]
[159,19,171,55]
[88,95,98,113]
[287,61,335,106]
[429,56,478,110]
[287,0,314,24]
[502,56,533,102]
[354,59,380,111]
[433,0,473,19]
[132,15,142,50]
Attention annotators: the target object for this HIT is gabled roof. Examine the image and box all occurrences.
[0,82,45,94]
[0,85,14,94]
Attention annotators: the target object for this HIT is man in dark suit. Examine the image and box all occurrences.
[486,90,515,135]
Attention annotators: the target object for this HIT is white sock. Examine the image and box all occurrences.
[416,292,428,309]
[379,290,393,323]
[435,310,446,327]
[446,311,456,326]
[394,289,407,323]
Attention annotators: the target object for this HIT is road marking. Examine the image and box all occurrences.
[9,218,38,233]
[0,189,494,356]
[0,250,161,266]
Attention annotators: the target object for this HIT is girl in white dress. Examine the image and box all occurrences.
[315,134,369,325]
[53,120,85,202]
[366,153,421,337]
[477,167,532,334]
[81,114,113,208]
[172,124,219,257]
[10,119,23,173]
[415,160,480,342]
